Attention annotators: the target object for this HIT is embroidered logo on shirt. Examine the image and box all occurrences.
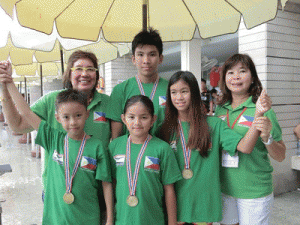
[218,115,226,121]
[159,96,166,107]
[144,156,160,172]
[114,155,125,166]
[170,140,177,152]
[81,156,97,171]
[94,112,107,123]
[52,150,64,165]
[238,115,254,127]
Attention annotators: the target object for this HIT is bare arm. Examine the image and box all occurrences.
[0,62,34,133]
[255,117,286,162]
[294,124,300,139]
[102,181,114,225]
[236,90,272,154]
[164,184,177,225]
[110,120,123,140]
[6,82,41,130]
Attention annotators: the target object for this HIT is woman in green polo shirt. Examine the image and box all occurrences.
[215,54,286,225]
[0,51,111,208]
[159,71,270,224]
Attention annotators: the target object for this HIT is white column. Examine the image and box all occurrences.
[181,39,202,83]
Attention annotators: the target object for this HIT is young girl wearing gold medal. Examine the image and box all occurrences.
[109,95,182,225]
[159,71,272,225]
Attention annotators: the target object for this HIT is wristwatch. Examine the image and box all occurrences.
[262,134,273,145]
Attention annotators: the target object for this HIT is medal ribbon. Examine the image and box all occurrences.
[226,108,247,129]
[178,119,191,170]
[126,135,151,196]
[135,75,159,101]
[64,133,87,193]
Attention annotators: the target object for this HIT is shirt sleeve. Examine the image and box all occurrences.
[108,141,117,179]
[95,141,112,182]
[218,119,242,156]
[265,109,282,142]
[106,84,124,122]
[30,92,52,120]
[35,120,58,153]
[160,144,182,185]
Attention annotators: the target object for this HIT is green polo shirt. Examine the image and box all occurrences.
[106,76,168,136]
[109,135,182,225]
[172,117,241,223]
[31,90,111,191]
[214,96,282,199]
[36,121,111,225]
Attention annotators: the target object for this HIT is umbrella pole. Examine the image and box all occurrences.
[60,43,64,75]
[142,0,148,31]
[40,64,43,96]
[24,77,27,102]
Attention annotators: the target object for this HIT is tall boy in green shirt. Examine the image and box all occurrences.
[5,83,114,225]
[106,28,168,139]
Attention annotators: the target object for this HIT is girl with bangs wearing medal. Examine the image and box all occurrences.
[109,95,182,225]
[159,71,272,225]
[215,54,286,225]
[3,82,113,224]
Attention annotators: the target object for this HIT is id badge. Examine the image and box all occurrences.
[222,150,239,168]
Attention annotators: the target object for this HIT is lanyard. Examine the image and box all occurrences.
[135,75,159,101]
[126,135,151,196]
[178,119,191,170]
[226,108,247,129]
[64,133,87,193]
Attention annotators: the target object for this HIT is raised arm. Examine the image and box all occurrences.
[0,61,34,133]
[236,89,272,154]
[6,81,41,130]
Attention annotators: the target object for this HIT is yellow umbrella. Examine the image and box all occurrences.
[1,0,287,42]
[0,35,35,65]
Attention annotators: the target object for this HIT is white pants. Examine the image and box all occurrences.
[220,193,274,225]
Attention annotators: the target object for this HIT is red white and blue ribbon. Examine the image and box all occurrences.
[64,133,87,193]
[135,75,159,101]
[126,135,151,196]
[178,119,191,170]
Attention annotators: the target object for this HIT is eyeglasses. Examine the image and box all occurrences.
[71,67,98,73]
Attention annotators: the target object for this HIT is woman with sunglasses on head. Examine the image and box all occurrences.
[0,51,112,220]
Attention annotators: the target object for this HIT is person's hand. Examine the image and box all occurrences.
[0,61,13,85]
[254,116,272,142]
[255,89,272,116]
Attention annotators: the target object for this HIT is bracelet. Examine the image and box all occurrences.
[262,134,273,145]
[0,96,11,102]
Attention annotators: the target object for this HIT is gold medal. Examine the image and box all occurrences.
[127,195,139,207]
[182,168,193,179]
[63,192,74,204]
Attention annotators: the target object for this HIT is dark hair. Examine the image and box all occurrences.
[201,78,206,84]
[55,89,88,111]
[159,71,210,157]
[211,88,217,95]
[219,54,262,105]
[124,95,155,116]
[132,28,163,56]
[63,50,100,93]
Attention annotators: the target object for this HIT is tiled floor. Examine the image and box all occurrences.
[0,122,299,225]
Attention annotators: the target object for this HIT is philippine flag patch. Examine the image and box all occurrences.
[114,155,125,166]
[81,156,97,171]
[94,112,107,123]
[238,115,254,127]
[52,150,64,165]
[159,96,166,107]
[144,156,160,172]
